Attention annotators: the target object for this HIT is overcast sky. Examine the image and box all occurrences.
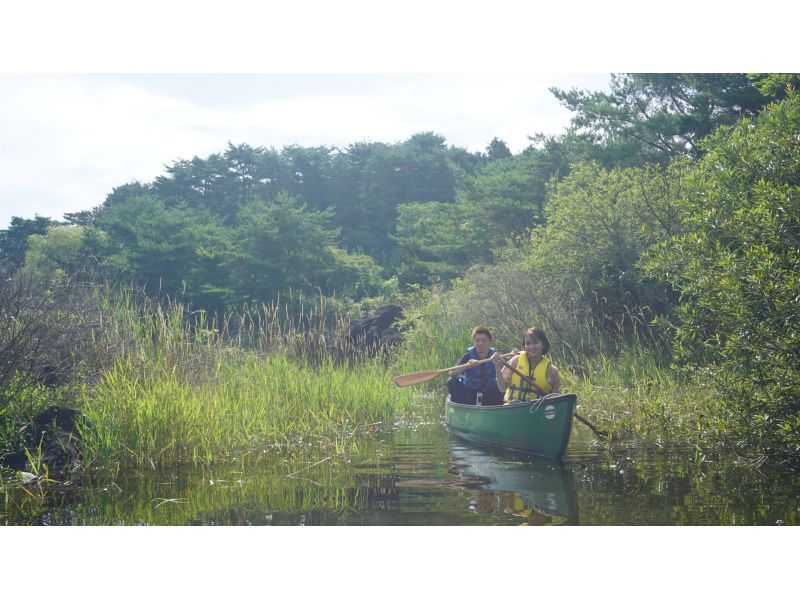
[0,73,611,228]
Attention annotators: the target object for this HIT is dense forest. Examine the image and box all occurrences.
[2,73,799,455]
[0,130,559,309]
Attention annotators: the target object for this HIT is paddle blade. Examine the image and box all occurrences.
[393,370,442,388]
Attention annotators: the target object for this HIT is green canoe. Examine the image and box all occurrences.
[445,393,577,458]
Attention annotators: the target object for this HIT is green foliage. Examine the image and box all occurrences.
[57,135,481,309]
[0,216,62,272]
[330,133,459,262]
[90,193,230,306]
[552,73,769,164]
[393,202,475,285]
[645,91,800,450]
[748,73,800,101]
[22,225,89,281]
[229,193,339,300]
[393,146,573,286]
[526,160,685,334]
[460,151,551,236]
[485,137,512,160]
[322,246,392,303]
[228,193,385,305]
[9,123,671,308]
[151,144,288,224]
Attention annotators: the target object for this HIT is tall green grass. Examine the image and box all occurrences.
[389,288,474,380]
[561,347,723,443]
[81,353,409,468]
[76,292,414,469]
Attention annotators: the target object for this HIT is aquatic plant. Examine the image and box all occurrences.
[77,295,414,468]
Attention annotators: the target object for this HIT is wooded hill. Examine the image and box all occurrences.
[0,74,788,317]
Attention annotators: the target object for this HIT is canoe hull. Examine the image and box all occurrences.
[445,394,577,458]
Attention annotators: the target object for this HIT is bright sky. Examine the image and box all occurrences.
[0,73,611,228]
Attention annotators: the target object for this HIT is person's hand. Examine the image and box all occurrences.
[491,352,505,366]
[467,359,479,368]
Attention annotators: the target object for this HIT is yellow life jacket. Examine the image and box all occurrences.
[504,352,552,403]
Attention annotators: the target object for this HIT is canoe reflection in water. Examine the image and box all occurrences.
[447,439,580,525]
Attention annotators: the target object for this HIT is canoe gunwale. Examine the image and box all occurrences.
[445,393,578,411]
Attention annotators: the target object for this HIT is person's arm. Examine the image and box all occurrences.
[547,363,561,393]
[493,354,517,392]
[449,353,471,377]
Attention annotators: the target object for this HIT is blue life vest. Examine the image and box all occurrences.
[461,346,499,392]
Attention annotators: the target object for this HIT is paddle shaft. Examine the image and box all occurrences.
[392,352,514,388]
[572,412,611,439]
[445,353,501,376]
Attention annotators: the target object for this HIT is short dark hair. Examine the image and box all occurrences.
[523,327,550,354]
[471,325,492,340]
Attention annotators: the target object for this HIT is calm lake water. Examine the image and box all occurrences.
[2,407,798,525]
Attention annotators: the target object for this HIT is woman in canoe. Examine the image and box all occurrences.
[493,327,560,403]
[447,325,505,406]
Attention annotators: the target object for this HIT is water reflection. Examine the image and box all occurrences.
[445,438,579,525]
[2,417,798,525]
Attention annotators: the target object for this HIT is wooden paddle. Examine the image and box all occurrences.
[572,412,613,440]
[494,355,614,441]
[393,352,515,388]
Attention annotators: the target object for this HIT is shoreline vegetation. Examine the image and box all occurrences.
[3,75,800,486]
[0,282,763,477]
[2,289,421,473]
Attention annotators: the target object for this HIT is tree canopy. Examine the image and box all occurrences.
[551,73,770,164]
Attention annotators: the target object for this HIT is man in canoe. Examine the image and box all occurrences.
[493,327,561,403]
[447,325,505,406]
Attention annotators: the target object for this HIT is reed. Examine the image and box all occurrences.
[556,345,718,443]
[389,291,473,385]
[81,354,407,468]
[77,292,414,469]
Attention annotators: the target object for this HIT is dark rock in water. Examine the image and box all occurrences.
[41,428,81,469]
[1,406,84,474]
[348,305,405,355]
[31,406,83,435]
[1,449,28,470]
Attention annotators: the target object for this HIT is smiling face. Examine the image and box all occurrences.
[472,332,492,357]
[524,335,544,360]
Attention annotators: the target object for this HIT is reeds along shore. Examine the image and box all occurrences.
[70,293,416,469]
[81,353,407,468]
[5,284,715,473]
